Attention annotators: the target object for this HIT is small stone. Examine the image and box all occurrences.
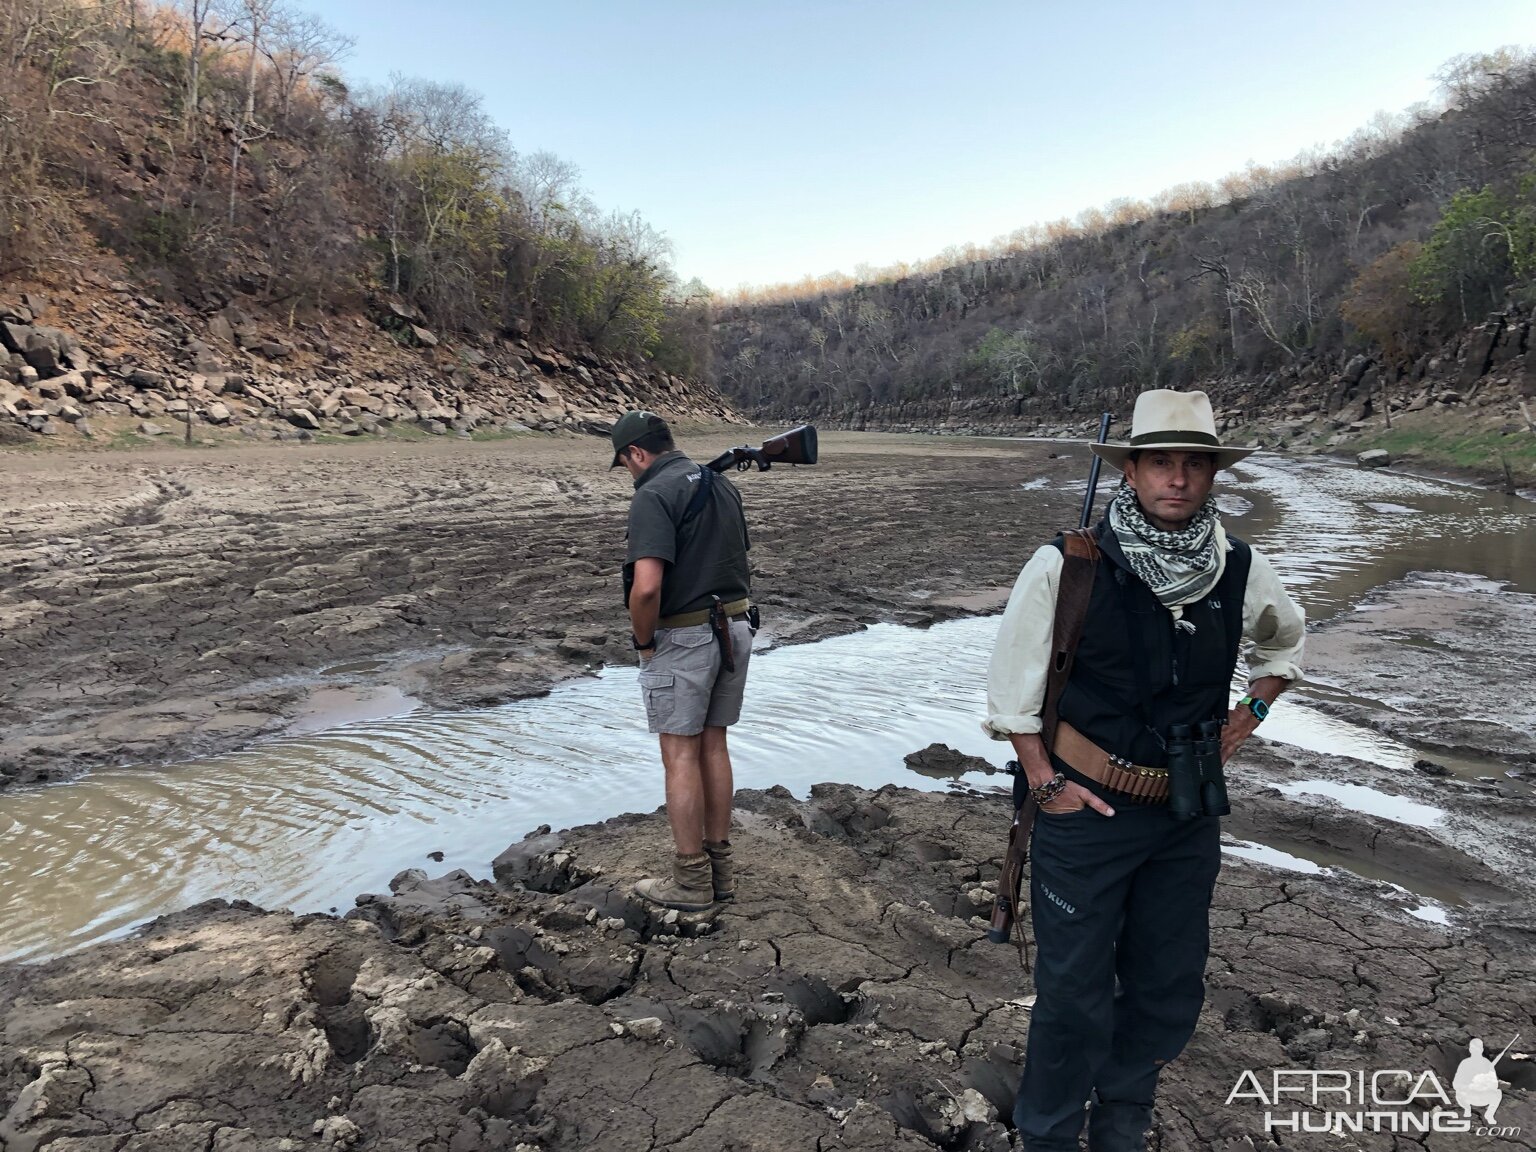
[625,1017,664,1041]
[957,1087,997,1124]
[1356,448,1391,468]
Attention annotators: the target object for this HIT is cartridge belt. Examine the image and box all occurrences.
[1054,721,1170,803]
[658,597,751,630]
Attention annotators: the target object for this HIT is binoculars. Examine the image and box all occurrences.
[1166,720,1230,819]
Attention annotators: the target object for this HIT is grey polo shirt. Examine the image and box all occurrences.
[625,452,751,617]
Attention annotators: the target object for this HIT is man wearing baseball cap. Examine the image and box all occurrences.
[612,411,755,912]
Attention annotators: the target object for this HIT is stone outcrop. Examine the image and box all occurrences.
[0,289,739,443]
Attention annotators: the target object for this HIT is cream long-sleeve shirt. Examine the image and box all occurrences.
[983,529,1306,739]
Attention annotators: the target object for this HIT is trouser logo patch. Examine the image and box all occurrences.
[1041,883,1076,915]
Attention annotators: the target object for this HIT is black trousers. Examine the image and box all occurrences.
[1012,802,1221,1150]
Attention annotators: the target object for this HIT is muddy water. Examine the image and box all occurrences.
[1,455,1532,963]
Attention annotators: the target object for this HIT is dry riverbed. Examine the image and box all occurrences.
[1,433,1533,1150]
[0,429,1078,789]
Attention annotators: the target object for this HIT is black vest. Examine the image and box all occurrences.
[1054,518,1252,770]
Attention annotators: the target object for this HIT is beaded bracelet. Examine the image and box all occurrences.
[1031,772,1069,806]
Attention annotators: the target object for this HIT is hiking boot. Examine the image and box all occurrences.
[1087,1101,1152,1152]
[704,839,735,902]
[633,852,713,912]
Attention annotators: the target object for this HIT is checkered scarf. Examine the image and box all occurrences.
[1108,483,1224,613]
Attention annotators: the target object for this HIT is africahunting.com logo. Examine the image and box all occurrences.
[1228,1034,1523,1137]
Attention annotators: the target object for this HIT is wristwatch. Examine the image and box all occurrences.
[631,634,656,652]
[1238,694,1269,722]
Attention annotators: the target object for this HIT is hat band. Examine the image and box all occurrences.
[1129,430,1219,447]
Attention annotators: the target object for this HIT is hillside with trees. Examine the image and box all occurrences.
[709,50,1536,463]
[0,0,723,444]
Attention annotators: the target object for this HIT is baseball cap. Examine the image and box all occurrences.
[609,410,670,468]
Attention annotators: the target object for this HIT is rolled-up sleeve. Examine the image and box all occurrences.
[1242,547,1306,684]
[983,545,1062,739]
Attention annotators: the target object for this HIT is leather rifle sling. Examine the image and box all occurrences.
[1043,529,1101,747]
[995,527,1101,966]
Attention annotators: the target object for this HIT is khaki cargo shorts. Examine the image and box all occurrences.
[637,620,754,735]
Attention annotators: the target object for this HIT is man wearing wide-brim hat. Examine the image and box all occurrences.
[984,389,1306,1151]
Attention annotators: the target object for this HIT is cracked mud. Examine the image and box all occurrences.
[3,439,1534,1149]
[3,756,1531,1151]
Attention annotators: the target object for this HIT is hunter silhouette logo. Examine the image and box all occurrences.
[1228,1032,1523,1138]
[1454,1034,1520,1124]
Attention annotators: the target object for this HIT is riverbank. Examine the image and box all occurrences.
[2,736,1531,1151]
[0,429,1080,790]
[3,439,1535,1148]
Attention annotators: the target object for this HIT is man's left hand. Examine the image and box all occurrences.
[1221,707,1261,764]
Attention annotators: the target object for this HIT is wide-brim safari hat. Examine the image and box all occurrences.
[1089,389,1257,470]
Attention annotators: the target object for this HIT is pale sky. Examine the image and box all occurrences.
[308,0,1534,292]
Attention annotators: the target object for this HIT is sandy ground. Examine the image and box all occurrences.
[0,429,1082,789]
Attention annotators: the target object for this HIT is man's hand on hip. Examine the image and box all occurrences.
[1221,707,1261,763]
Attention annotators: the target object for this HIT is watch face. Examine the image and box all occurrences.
[1251,698,1269,720]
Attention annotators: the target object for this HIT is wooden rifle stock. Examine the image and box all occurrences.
[988,413,1112,959]
[706,424,819,473]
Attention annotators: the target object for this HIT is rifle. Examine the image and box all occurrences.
[988,412,1113,962]
[705,425,818,473]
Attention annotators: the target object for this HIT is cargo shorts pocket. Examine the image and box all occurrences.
[638,669,675,730]
[661,627,714,650]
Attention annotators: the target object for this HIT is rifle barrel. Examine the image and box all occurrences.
[1492,1032,1522,1066]
[1078,411,1113,529]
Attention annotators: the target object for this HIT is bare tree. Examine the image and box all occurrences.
[218,0,277,225]
[180,0,230,140]
[259,9,351,123]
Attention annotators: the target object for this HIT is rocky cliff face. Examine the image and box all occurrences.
[0,284,739,446]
